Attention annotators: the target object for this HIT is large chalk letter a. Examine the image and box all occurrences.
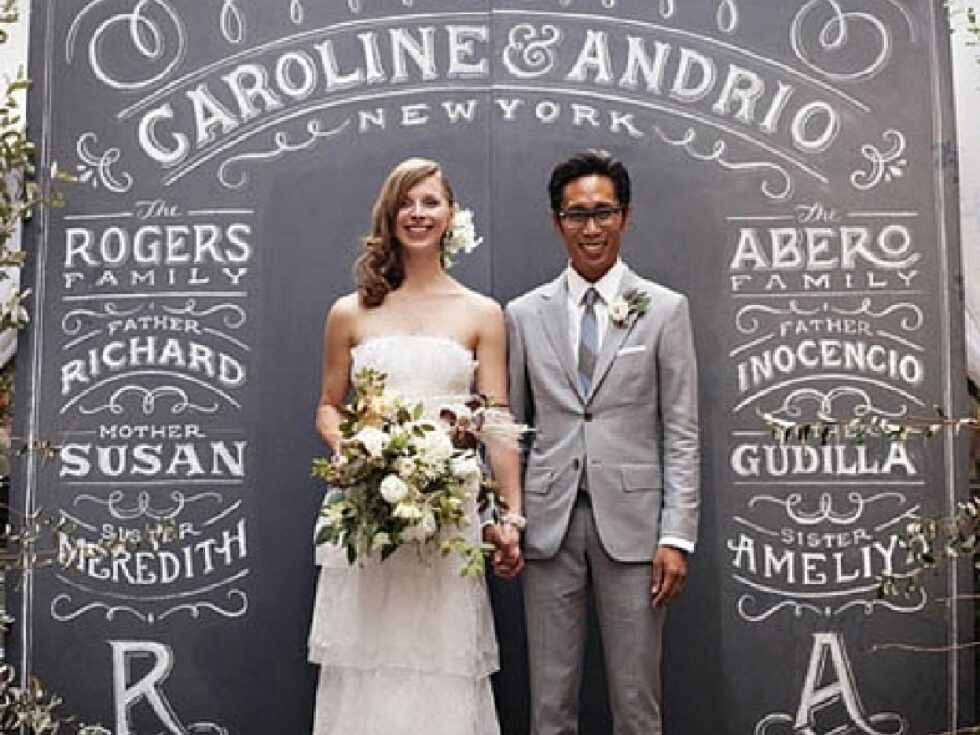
[111,640,186,735]
[797,632,867,729]
[756,633,906,735]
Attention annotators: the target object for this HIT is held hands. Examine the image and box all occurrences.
[483,522,524,579]
[650,545,687,609]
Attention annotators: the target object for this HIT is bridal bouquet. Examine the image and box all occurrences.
[312,367,519,577]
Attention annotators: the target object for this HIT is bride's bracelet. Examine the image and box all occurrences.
[499,512,527,531]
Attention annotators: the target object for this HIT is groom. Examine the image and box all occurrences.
[506,152,700,735]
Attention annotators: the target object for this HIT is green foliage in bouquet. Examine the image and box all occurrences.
[311,368,496,578]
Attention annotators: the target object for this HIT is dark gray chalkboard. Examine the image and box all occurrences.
[14,1,973,734]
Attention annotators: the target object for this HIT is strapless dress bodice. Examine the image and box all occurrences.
[351,334,476,402]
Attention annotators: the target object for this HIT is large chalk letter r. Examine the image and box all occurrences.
[111,640,186,735]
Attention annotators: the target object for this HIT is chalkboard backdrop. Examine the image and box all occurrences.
[14,1,974,733]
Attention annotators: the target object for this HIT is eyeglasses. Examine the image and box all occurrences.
[558,206,625,230]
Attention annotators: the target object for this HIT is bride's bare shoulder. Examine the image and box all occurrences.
[452,284,503,319]
[332,291,361,309]
[323,293,365,338]
[328,292,364,319]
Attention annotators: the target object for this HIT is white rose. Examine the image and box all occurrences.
[418,428,454,464]
[608,298,629,323]
[393,501,424,521]
[450,454,482,484]
[455,208,474,229]
[376,391,399,414]
[395,456,416,478]
[380,474,410,504]
[443,208,483,259]
[353,426,387,458]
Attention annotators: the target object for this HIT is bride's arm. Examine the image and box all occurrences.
[474,302,523,520]
[474,299,525,579]
[315,295,357,452]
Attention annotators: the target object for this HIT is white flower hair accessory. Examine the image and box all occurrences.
[442,208,483,268]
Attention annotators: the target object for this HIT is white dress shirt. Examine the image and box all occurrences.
[564,260,695,555]
[565,259,626,355]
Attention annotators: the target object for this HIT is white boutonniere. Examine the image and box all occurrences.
[442,208,483,268]
[609,288,650,327]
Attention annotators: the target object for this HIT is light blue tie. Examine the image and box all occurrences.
[578,288,599,396]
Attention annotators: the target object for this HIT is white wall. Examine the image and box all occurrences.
[951,6,980,384]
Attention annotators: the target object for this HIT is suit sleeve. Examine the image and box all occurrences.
[657,295,700,548]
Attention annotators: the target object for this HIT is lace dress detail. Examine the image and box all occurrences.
[309,335,500,735]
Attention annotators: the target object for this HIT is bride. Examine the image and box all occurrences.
[309,158,523,734]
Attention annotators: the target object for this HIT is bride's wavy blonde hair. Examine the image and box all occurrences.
[355,157,455,308]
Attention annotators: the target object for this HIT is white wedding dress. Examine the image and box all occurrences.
[309,335,500,735]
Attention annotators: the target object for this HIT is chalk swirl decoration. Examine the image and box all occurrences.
[62,302,145,335]
[75,132,134,193]
[790,0,914,82]
[162,299,247,329]
[218,117,351,190]
[76,385,220,416]
[716,0,739,33]
[66,0,187,91]
[653,126,793,201]
[851,129,908,191]
[765,386,909,419]
[219,0,245,44]
[73,490,223,521]
[748,492,906,526]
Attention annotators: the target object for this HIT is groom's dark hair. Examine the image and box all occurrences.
[548,151,631,213]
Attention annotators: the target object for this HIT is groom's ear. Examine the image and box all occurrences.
[550,210,563,234]
[621,206,633,231]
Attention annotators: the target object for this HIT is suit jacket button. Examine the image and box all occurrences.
[583,412,593,422]
[572,458,581,471]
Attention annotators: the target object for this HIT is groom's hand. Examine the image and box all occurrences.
[483,524,524,579]
[650,546,687,608]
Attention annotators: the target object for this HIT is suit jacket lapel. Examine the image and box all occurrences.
[536,273,584,401]
[588,269,641,402]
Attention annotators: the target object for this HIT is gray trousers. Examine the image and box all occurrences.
[523,501,665,735]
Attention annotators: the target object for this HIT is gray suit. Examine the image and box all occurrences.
[506,265,699,735]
